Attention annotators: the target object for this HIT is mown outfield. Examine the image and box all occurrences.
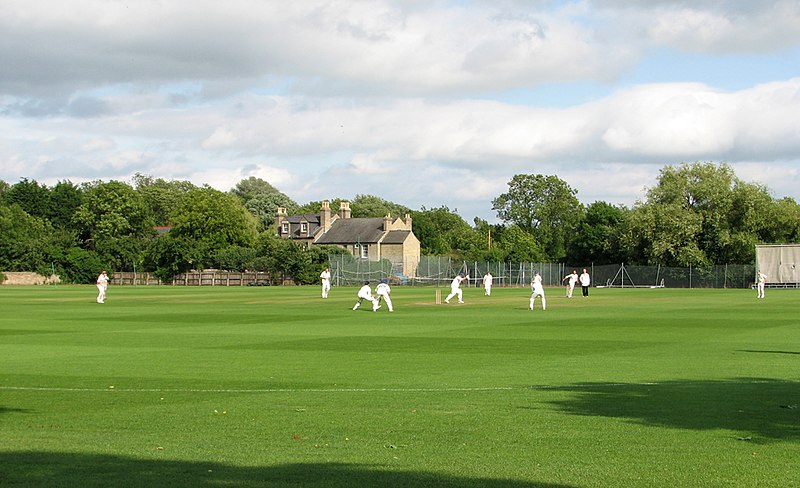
[1,284,798,487]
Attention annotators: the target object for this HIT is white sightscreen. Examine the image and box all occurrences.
[756,244,800,284]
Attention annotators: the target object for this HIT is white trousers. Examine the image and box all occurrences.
[377,293,393,311]
[96,284,106,303]
[354,295,380,311]
[445,288,463,303]
[530,292,546,310]
[321,281,331,298]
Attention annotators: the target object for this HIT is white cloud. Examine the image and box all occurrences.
[1,1,800,222]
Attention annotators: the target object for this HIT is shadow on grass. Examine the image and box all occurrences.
[547,378,800,442]
[0,406,31,415]
[0,451,574,488]
[739,349,800,355]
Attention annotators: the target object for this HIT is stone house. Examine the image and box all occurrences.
[276,200,420,277]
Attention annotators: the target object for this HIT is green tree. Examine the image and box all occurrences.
[411,207,481,258]
[764,197,800,244]
[168,187,259,268]
[630,162,777,265]
[492,174,583,261]
[622,202,706,266]
[568,201,627,265]
[494,225,547,263]
[350,194,411,218]
[133,173,196,226]
[229,177,298,230]
[0,204,54,272]
[4,178,49,219]
[46,180,83,230]
[74,180,154,243]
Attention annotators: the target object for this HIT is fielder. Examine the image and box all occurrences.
[530,271,546,311]
[375,279,393,312]
[756,270,767,299]
[562,270,579,298]
[320,267,331,299]
[482,272,493,296]
[353,281,380,311]
[444,272,468,304]
[96,270,108,304]
[579,268,591,297]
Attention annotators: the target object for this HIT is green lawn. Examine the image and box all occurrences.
[1,284,798,487]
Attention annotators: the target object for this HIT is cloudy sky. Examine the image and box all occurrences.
[2,0,799,222]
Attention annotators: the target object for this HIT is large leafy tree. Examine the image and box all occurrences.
[46,180,83,230]
[411,206,481,258]
[492,174,583,261]
[350,194,411,218]
[628,162,776,265]
[0,204,55,272]
[568,201,627,265]
[73,180,154,243]
[4,178,49,219]
[494,225,547,263]
[230,176,298,230]
[168,187,259,268]
[133,173,196,226]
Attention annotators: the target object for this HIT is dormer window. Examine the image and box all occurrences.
[281,222,289,234]
[300,222,308,234]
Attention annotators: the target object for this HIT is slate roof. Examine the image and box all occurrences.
[315,218,386,244]
[284,214,322,239]
[381,230,413,244]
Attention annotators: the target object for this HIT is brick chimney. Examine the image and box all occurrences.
[276,207,288,235]
[339,201,351,219]
[383,214,392,231]
[320,200,332,232]
[404,213,412,229]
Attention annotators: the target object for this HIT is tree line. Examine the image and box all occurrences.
[1,162,798,284]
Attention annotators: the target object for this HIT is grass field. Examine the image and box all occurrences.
[1,284,798,487]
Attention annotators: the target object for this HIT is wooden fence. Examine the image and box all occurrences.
[112,271,283,286]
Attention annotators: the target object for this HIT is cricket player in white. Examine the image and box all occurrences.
[320,267,331,299]
[530,271,546,311]
[756,270,768,298]
[562,270,579,298]
[482,272,493,296]
[579,268,591,298]
[96,270,108,304]
[445,272,468,304]
[375,279,393,312]
[353,281,380,311]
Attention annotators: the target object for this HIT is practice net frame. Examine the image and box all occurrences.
[756,244,800,288]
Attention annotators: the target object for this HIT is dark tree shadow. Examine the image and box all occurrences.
[739,349,800,356]
[0,406,31,415]
[546,378,800,443]
[0,451,574,488]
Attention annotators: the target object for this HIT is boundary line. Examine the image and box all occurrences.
[1,379,797,394]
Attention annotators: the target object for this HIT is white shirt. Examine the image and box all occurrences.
[579,272,590,286]
[451,275,467,290]
[564,273,578,286]
[483,274,493,286]
[320,270,331,282]
[358,285,374,299]
[531,275,544,294]
[96,273,108,286]
[758,273,767,284]
[376,283,391,296]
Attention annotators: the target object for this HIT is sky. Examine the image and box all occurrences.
[1,0,799,223]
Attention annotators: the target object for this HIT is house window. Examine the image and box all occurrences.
[300,222,308,234]
[360,244,369,259]
[281,222,289,234]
